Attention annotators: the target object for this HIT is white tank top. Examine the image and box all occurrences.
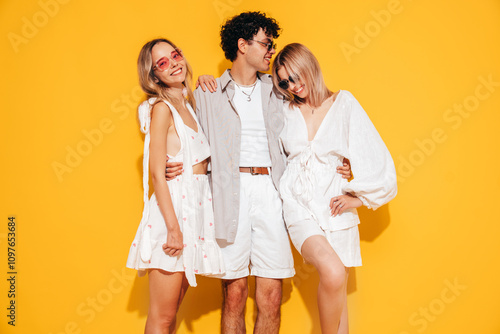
[233,80,272,167]
[167,114,210,166]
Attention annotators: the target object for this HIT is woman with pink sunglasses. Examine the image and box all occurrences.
[126,38,224,333]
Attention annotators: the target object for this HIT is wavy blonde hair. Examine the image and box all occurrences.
[272,43,332,108]
[137,38,196,110]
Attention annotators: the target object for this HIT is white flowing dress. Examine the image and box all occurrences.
[126,98,225,286]
[279,90,397,267]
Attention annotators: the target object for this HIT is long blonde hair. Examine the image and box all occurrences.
[137,38,196,109]
[272,43,332,107]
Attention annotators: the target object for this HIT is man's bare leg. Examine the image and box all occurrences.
[221,277,248,334]
[254,277,282,334]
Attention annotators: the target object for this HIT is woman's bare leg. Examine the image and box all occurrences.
[337,269,349,334]
[301,235,348,334]
[145,269,186,334]
[169,275,189,333]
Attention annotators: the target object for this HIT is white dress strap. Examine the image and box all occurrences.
[161,100,197,287]
[134,98,156,267]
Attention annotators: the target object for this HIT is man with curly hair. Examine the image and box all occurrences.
[195,11,295,334]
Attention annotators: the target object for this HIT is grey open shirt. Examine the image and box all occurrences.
[194,70,286,243]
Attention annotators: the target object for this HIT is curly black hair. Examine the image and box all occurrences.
[220,11,281,62]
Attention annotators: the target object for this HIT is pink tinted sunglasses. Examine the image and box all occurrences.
[152,49,183,71]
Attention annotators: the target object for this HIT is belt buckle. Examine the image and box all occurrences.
[250,167,259,175]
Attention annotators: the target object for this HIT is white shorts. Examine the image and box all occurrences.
[217,173,295,279]
[288,221,362,267]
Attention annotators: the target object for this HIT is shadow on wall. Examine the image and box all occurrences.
[290,204,391,333]
[126,275,148,319]
[357,205,391,242]
[177,276,224,331]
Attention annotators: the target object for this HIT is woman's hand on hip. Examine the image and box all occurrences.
[330,193,362,217]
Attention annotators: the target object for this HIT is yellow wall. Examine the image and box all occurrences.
[1,0,499,333]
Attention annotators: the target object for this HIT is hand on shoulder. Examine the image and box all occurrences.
[196,75,218,93]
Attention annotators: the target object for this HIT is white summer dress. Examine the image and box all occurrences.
[126,98,225,287]
[279,90,397,267]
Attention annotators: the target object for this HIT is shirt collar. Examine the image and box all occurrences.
[220,69,273,92]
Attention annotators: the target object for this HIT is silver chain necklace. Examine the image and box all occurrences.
[235,80,258,102]
[305,104,316,115]
[304,94,334,114]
